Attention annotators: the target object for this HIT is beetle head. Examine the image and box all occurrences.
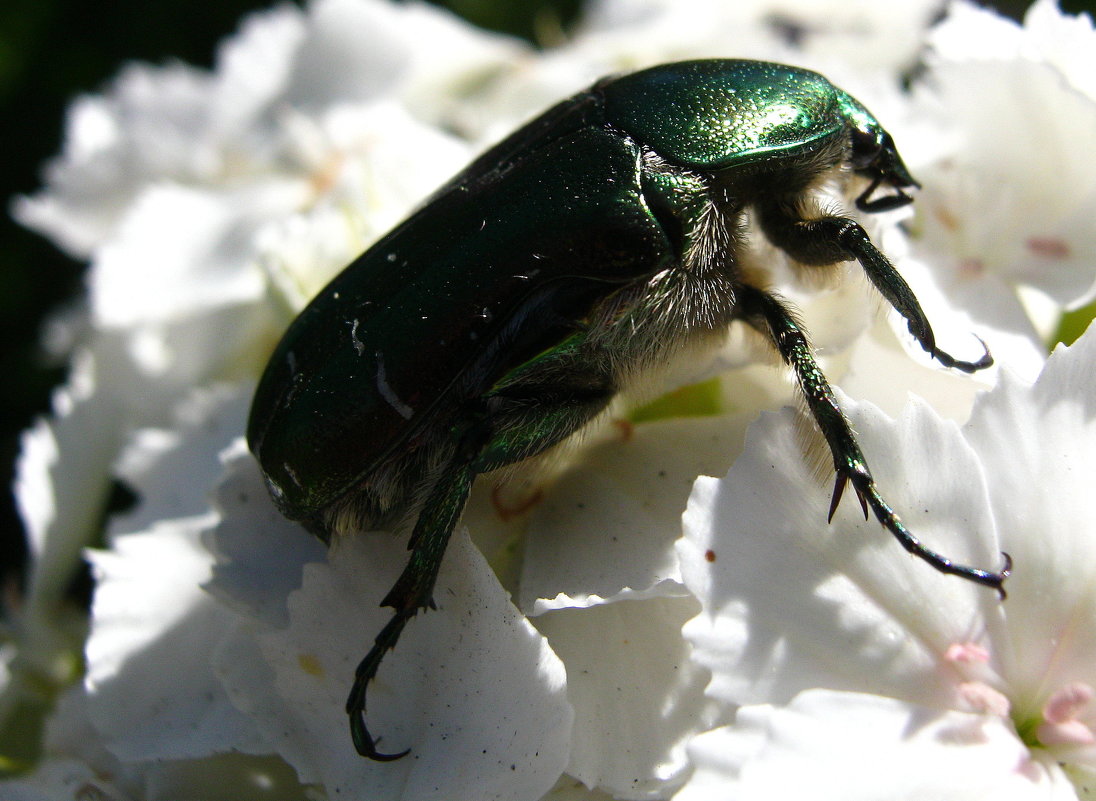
[848,123,920,213]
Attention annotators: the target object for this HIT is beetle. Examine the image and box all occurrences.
[247,59,1010,761]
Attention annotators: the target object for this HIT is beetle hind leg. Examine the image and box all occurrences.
[734,284,1009,594]
[348,353,616,760]
[347,460,475,760]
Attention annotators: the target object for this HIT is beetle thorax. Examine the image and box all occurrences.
[581,139,853,389]
[582,195,743,384]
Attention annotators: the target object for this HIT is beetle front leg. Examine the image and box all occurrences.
[756,201,991,373]
[734,284,1009,594]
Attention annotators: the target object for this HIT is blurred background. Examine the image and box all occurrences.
[0,0,1089,598]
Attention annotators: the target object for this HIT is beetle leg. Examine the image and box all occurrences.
[755,203,992,373]
[347,459,475,761]
[348,348,616,760]
[472,329,618,472]
[734,284,1009,595]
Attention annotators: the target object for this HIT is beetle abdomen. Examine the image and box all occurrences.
[248,125,677,529]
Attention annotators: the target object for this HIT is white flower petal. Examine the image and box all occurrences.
[85,522,264,761]
[254,103,473,308]
[1022,0,1096,101]
[10,347,135,705]
[521,415,750,614]
[84,387,267,761]
[914,7,1096,312]
[9,680,308,801]
[886,251,1047,382]
[31,687,131,796]
[109,387,250,536]
[15,352,122,601]
[676,690,1068,801]
[92,182,305,330]
[962,325,1096,707]
[204,442,327,628]
[840,315,992,422]
[538,774,618,801]
[928,0,1027,61]
[241,529,571,800]
[679,396,1004,711]
[681,321,1096,795]
[579,0,940,73]
[12,62,220,257]
[205,5,308,145]
[535,597,723,799]
[0,758,134,801]
[933,0,1096,103]
[283,0,522,120]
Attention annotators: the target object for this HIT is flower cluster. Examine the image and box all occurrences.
[5,1,1096,799]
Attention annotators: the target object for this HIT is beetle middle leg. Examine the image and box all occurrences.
[348,337,616,760]
[755,200,992,373]
[734,283,1009,593]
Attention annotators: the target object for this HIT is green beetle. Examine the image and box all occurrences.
[248,59,1008,760]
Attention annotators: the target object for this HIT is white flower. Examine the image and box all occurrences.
[7,0,1096,800]
[7,0,513,774]
[907,0,1096,343]
[676,321,1096,799]
[677,690,1056,801]
[207,442,573,800]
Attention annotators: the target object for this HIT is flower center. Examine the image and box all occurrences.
[1036,682,1095,748]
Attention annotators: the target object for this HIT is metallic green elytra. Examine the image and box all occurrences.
[247,59,1009,761]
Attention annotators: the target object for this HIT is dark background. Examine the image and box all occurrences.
[0,0,1085,592]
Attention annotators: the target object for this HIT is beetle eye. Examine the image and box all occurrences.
[849,127,882,170]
